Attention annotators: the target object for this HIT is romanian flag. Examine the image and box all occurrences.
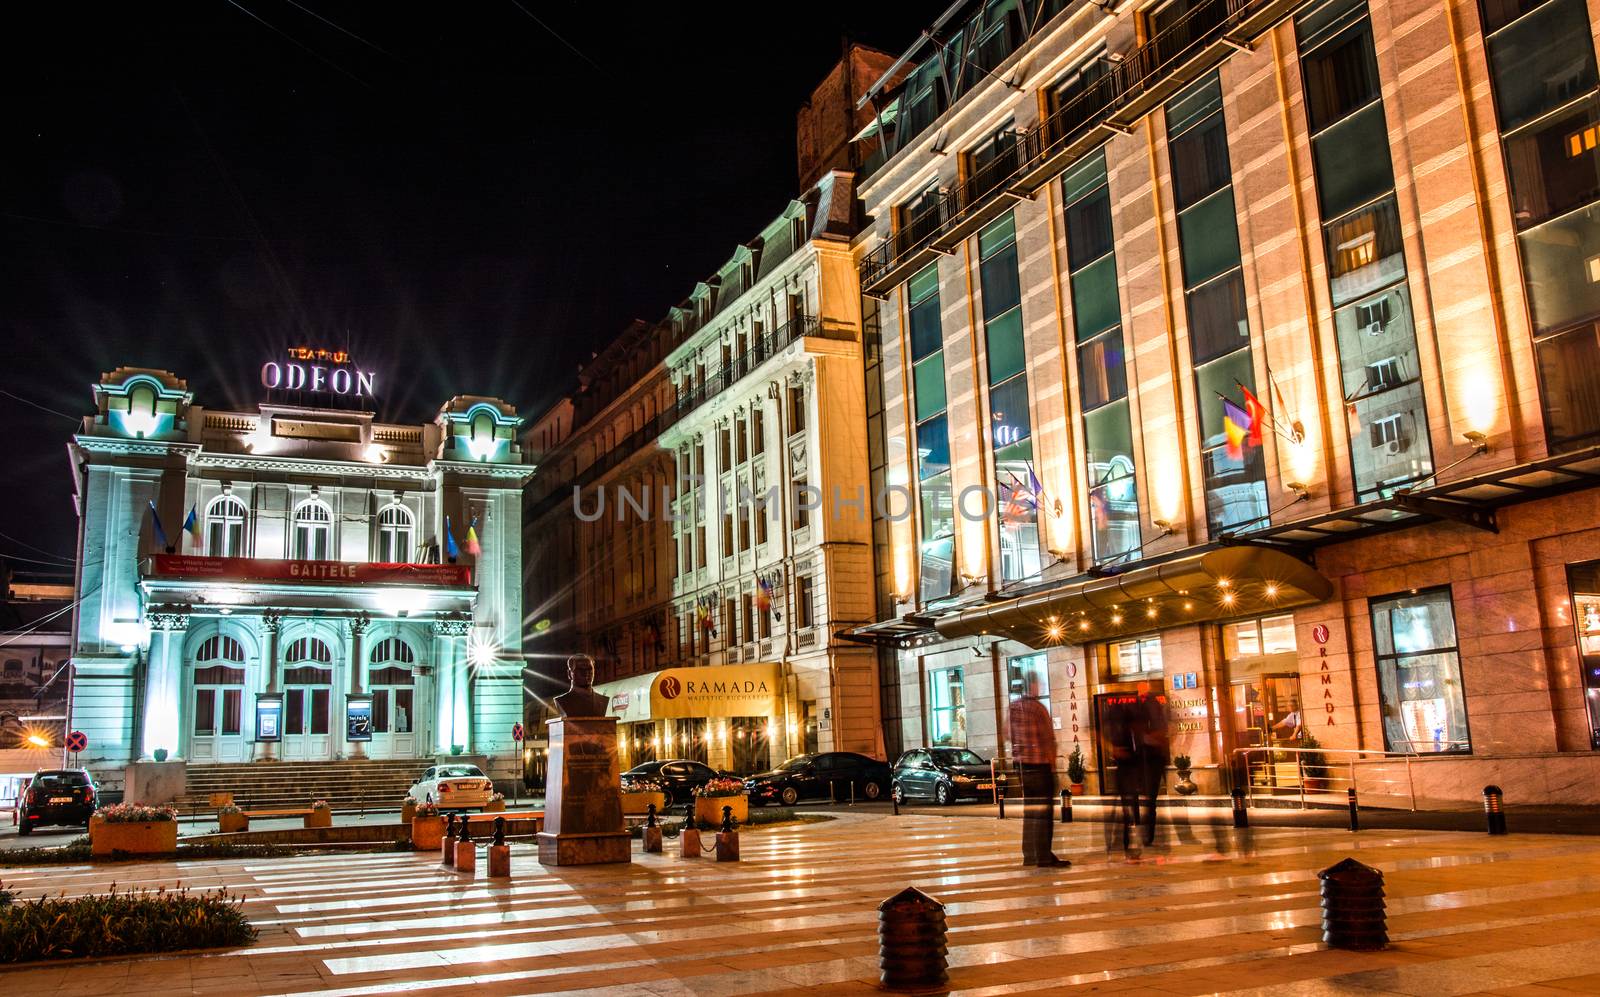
[444,516,460,563]
[754,576,774,613]
[1222,398,1252,461]
[465,515,482,557]
[1241,385,1267,446]
[182,505,201,547]
[147,500,170,552]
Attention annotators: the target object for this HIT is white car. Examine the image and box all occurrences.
[409,763,494,809]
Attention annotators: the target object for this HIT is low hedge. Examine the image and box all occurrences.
[0,837,301,866]
[0,885,255,962]
[627,807,833,837]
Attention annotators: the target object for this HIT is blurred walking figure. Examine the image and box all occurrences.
[1130,682,1170,848]
[1010,671,1068,868]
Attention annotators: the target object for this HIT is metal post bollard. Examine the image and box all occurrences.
[488,816,510,878]
[997,786,1006,820]
[1318,857,1387,950]
[892,790,899,816]
[1060,787,1072,824]
[441,813,458,867]
[878,887,948,990]
[1484,785,1507,835]
[454,819,477,874]
[1231,786,1249,828]
[715,805,739,862]
[849,781,856,806]
[642,802,663,853]
[1347,787,1359,832]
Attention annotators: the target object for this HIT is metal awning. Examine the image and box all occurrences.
[933,545,1331,648]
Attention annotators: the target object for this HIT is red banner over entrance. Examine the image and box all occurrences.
[150,555,472,587]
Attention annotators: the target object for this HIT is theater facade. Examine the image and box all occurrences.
[66,362,530,792]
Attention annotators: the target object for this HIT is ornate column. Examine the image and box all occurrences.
[142,609,189,760]
[346,612,371,760]
[433,616,470,756]
[257,612,283,761]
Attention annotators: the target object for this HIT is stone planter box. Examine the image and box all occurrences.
[483,798,506,813]
[305,808,333,829]
[694,794,748,828]
[218,811,248,834]
[400,799,417,824]
[412,815,445,850]
[621,791,666,815]
[89,817,178,856]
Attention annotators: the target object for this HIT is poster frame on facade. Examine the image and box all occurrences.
[255,694,283,742]
[345,695,373,742]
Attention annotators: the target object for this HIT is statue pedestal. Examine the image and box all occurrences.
[536,716,630,866]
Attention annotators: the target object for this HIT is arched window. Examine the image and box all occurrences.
[205,496,248,557]
[368,638,415,734]
[369,637,415,665]
[375,504,413,563]
[292,499,334,560]
[285,637,332,663]
[196,635,246,663]
[283,637,333,688]
[193,634,245,731]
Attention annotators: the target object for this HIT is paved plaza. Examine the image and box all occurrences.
[5,813,1600,994]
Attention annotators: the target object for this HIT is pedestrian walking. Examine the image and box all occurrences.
[1009,672,1069,868]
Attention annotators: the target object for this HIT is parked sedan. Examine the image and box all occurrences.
[744,752,892,806]
[620,759,720,807]
[409,764,494,809]
[19,769,97,834]
[891,747,996,805]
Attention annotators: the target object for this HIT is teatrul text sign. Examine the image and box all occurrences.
[261,347,375,398]
[152,555,472,587]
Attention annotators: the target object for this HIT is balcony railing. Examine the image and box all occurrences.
[859,0,1300,296]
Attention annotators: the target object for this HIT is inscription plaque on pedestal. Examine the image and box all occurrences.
[537,654,631,866]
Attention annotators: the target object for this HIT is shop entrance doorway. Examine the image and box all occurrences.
[1231,675,1303,787]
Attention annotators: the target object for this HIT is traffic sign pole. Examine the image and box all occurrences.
[511,723,525,807]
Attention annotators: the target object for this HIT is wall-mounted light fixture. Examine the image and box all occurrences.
[1152,519,1174,538]
[1463,430,1490,453]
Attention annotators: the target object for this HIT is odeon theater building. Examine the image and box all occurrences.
[65,359,530,796]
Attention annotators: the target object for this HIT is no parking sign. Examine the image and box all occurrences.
[66,730,88,754]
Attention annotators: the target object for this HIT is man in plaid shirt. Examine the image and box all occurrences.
[1010,671,1068,867]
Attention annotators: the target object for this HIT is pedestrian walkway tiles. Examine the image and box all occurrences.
[5,813,1600,994]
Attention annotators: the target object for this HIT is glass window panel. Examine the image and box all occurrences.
[980,244,1023,321]
[1479,0,1555,34]
[1326,196,1407,306]
[1084,398,1136,484]
[1311,104,1395,220]
[372,689,389,734]
[989,374,1033,447]
[995,439,1042,582]
[1169,114,1233,211]
[1078,329,1129,410]
[1070,255,1121,340]
[1195,350,1258,447]
[1223,620,1262,658]
[1061,150,1109,205]
[917,415,951,478]
[913,355,947,421]
[1065,183,1114,271]
[1485,0,1598,131]
[222,690,241,735]
[1085,398,1140,563]
[1202,443,1270,535]
[1370,588,1470,753]
[1502,97,1600,229]
[1007,652,1051,711]
[909,264,940,304]
[1518,206,1600,331]
[311,689,330,735]
[194,689,215,736]
[285,689,305,735]
[1348,380,1433,497]
[1260,614,1299,654]
[1297,4,1381,132]
[928,668,967,746]
[1334,284,1418,400]
[1187,273,1251,364]
[909,290,943,363]
[985,307,1027,383]
[1166,73,1224,139]
[978,211,1017,258]
[1536,323,1600,448]
[1178,189,1244,286]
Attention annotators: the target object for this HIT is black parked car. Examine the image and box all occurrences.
[891,747,996,805]
[19,769,97,834]
[620,759,721,807]
[744,752,893,806]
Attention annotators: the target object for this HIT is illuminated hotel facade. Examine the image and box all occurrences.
[849,0,1600,803]
[66,363,530,794]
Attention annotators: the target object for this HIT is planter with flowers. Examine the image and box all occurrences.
[217,804,248,834]
[693,777,748,828]
[411,802,444,849]
[483,793,506,813]
[305,800,333,829]
[400,797,417,824]
[90,803,179,856]
[620,778,667,816]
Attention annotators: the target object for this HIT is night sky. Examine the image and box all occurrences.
[0,2,917,571]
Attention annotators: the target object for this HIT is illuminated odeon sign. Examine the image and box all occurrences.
[261,347,375,397]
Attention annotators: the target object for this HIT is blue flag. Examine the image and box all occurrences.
[147,500,170,551]
[444,516,460,562]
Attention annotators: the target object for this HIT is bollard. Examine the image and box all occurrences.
[1231,786,1249,829]
[849,780,856,806]
[680,823,701,858]
[1347,787,1360,832]
[454,820,477,874]
[1318,857,1387,950]
[642,802,663,854]
[1060,787,1073,824]
[441,813,458,867]
[1483,784,1507,835]
[997,788,1006,820]
[715,805,740,862]
[487,816,510,878]
[878,887,948,990]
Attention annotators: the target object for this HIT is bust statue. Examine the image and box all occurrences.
[553,653,611,718]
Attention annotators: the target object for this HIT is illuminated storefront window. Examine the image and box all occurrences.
[1111,636,1163,680]
[1369,587,1470,754]
[928,666,967,746]
[1565,560,1600,749]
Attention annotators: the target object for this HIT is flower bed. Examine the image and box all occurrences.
[411,802,445,850]
[218,806,248,834]
[305,801,332,829]
[620,790,666,815]
[693,779,748,827]
[0,885,255,963]
[89,803,179,857]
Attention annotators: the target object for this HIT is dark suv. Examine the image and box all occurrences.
[20,769,97,834]
[744,752,892,806]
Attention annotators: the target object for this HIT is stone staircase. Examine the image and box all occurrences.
[175,759,424,813]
